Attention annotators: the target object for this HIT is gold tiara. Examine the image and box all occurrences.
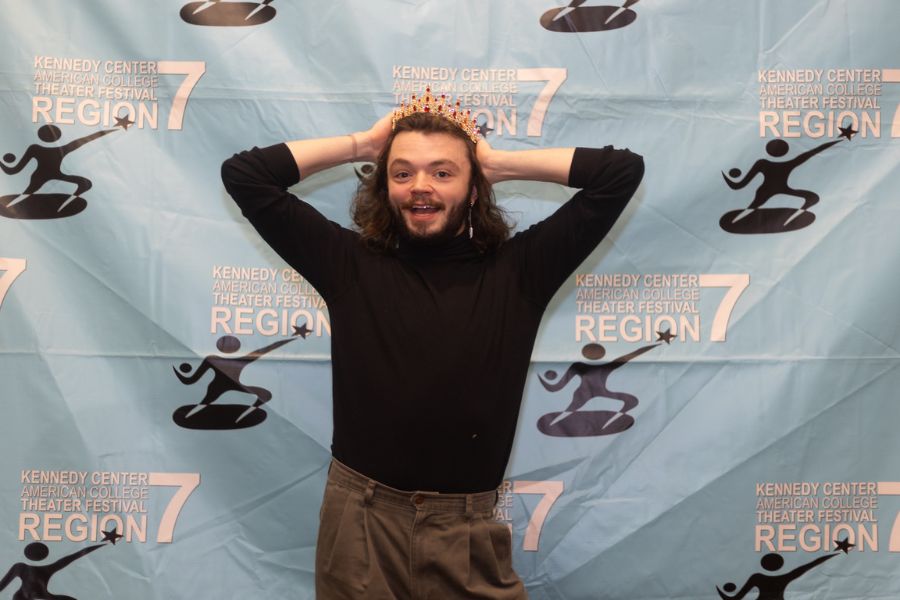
[392,86,479,143]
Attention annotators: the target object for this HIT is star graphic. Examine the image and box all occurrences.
[293,323,313,338]
[833,536,854,554]
[477,122,494,137]
[102,527,124,545]
[656,329,675,344]
[838,124,857,141]
[114,114,135,130]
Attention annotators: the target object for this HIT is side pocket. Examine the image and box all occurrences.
[316,483,371,592]
[486,519,514,580]
[316,481,351,569]
[319,480,332,521]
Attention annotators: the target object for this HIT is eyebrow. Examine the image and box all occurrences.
[388,158,461,170]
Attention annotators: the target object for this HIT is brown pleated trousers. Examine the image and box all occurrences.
[315,459,529,600]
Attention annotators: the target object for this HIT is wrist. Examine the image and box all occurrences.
[355,129,381,163]
[347,133,359,162]
[480,149,510,183]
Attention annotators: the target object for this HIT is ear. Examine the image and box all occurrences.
[470,186,478,206]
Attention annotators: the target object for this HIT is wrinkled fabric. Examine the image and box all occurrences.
[316,460,527,600]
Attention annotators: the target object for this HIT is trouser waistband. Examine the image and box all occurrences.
[328,459,498,515]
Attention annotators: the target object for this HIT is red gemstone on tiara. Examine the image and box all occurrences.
[395,85,480,142]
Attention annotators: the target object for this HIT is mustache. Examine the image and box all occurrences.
[399,194,445,209]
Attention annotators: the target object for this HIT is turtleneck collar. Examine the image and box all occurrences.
[395,232,481,263]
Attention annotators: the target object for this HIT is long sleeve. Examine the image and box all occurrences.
[221,143,356,300]
[512,145,645,307]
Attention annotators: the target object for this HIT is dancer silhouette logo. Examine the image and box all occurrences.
[540,0,640,33]
[537,335,667,437]
[0,540,117,599]
[173,324,310,429]
[720,126,855,234]
[716,543,850,600]
[181,1,276,26]
[0,123,128,220]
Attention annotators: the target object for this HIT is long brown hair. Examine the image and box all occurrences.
[351,112,511,253]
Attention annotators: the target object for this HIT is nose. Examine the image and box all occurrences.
[410,171,432,193]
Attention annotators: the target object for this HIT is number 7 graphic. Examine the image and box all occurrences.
[0,258,26,311]
[513,480,564,551]
[699,274,750,342]
[149,472,201,543]
[883,69,900,137]
[158,61,206,131]
[878,481,900,551]
[517,68,567,137]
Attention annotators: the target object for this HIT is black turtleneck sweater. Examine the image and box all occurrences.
[222,143,643,493]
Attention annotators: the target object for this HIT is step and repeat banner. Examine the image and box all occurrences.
[2,1,899,598]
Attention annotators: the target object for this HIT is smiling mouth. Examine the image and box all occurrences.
[407,204,441,215]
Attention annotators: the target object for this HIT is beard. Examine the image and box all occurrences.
[394,197,469,246]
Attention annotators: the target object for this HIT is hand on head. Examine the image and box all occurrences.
[358,113,394,162]
[475,136,500,184]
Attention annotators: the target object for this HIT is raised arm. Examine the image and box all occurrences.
[607,342,660,370]
[0,563,21,591]
[538,364,582,392]
[785,553,837,580]
[49,544,104,572]
[503,142,644,307]
[721,162,762,190]
[791,139,841,167]
[173,359,212,385]
[284,113,393,180]
[0,146,37,175]
[244,337,295,360]
[220,119,392,299]
[476,139,575,186]
[61,129,117,155]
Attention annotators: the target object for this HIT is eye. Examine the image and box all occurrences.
[392,171,410,180]
[435,170,452,179]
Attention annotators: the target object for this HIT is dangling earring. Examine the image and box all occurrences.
[468,187,477,239]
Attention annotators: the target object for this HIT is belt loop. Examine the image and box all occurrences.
[465,495,474,520]
[363,479,376,505]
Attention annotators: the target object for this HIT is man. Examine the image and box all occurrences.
[222,89,644,599]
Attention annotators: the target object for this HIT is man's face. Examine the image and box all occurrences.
[386,130,473,244]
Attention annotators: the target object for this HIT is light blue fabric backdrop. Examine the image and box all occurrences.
[1,1,899,598]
